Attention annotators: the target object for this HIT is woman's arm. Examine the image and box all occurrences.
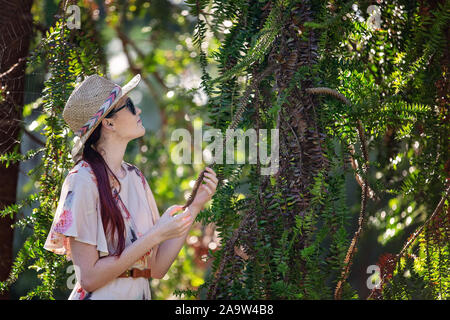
[150,167,218,278]
[150,204,202,278]
[70,208,193,292]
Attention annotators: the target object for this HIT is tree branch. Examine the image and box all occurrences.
[0,57,27,79]
[367,183,450,299]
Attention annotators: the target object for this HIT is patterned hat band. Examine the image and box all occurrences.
[75,85,122,137]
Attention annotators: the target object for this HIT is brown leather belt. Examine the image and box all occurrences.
[118,268,152,279]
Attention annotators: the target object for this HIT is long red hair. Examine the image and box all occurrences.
[76,124,126,256]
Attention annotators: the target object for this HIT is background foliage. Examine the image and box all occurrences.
[0,0,448,300]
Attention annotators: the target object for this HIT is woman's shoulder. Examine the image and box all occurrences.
[123,161,147,189]
[123,161,140,172]
[65,160,98,187]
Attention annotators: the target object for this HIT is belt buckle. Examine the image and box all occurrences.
[125,269,132,277]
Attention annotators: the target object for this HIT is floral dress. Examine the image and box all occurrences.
[44,160,161,300]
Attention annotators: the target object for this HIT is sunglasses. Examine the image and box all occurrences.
[106,97,136,118]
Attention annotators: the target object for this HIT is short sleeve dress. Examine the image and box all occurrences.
[43,159,161,300]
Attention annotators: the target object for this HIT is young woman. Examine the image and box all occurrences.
[44,74,218,299]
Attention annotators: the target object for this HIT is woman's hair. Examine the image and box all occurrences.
[77,124,126,256]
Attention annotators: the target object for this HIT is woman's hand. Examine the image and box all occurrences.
[190,167,218,210]
[153,205,193,242]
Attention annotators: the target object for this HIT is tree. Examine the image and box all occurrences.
[180,0,449,299]
[0,0,34,300]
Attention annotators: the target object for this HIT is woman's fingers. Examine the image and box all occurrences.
[201,184,213,196]
[204,172,218,184]
[203,177,217,192]
[202,168,218,198]
[205,167,217,181]
[183,215,193,226]
[168,205,184,216]
[179,224,190,236]
[174,208,191,221]
[205,167,216,176]
[178,213,193,233]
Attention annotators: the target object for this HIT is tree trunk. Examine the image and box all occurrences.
[0,0,34,299]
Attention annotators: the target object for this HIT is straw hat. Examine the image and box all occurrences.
[62,74,141,163]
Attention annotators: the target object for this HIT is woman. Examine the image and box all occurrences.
[44,74,218,299]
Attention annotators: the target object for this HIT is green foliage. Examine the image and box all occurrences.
[0,148,45,168]
[206,0,288,86]
[177,0,449,300]
[173,0,356,300]
[376,207,449,300]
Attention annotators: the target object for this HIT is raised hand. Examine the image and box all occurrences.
[154,205,193,242]
[190,167,218,210]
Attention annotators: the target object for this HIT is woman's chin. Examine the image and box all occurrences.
[138,126,146,137]
[128,126,145,140]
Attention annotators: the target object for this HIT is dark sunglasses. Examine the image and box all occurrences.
[106,97,136,118]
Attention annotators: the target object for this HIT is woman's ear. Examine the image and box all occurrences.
[101,118,114,131]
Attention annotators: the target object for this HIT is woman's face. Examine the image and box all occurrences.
[103,94,145,141]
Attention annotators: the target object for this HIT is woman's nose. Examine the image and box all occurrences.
[136,106,142,115]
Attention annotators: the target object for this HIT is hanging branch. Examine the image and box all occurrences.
[182,65,275,210]
[181,64,275,299]
[188,79,373,299]
[334,176,369,299]
[367,183,450,299]
[303,86,374,299]
[398,184,449,257]
[207,207,254,299]
[305,87,377,200]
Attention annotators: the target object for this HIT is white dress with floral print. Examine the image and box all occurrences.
[44,160,161,300]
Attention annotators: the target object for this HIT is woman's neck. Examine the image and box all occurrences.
[94,138,127,178]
